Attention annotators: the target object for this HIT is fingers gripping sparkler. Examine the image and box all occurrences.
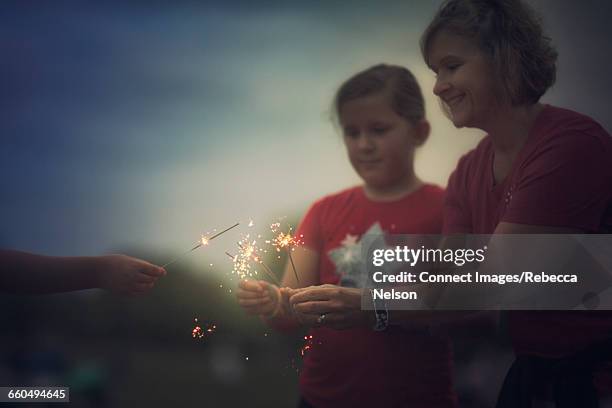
[162,222,240,268]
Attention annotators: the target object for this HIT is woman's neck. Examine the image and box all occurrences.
[363,174,423,202]
[483,103,545,157]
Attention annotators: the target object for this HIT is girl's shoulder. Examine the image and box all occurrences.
[418,183,445,198]
[409,183,446,212]
[310,185,363,210]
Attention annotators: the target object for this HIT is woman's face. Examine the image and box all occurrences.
[427,30,501,129]
[339,92,424,190]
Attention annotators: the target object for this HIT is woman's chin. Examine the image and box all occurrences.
[450,113,468,128]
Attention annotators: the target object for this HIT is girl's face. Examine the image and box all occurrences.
[339,92,425,190]
[427,30,501,129]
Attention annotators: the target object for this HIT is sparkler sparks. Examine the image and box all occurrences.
[287,334,322,374]
[191,318,217,340]
[162,222,240,268]
[267,223,303,283]
[226,236,281,284]
[300,334,322,357]
[301,334,315,356]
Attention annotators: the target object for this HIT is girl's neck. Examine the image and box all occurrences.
[483,103,545,157]
[363,174,423,202]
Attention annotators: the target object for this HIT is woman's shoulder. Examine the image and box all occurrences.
[524,105,612,168]
[535,105,611,144]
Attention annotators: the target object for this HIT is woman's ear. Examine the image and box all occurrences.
[413,119,430,146]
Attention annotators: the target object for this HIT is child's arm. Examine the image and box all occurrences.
[0,250,166,295]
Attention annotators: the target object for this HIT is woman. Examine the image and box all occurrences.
[420,0,612,405]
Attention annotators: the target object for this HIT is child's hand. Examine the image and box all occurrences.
[237,279,281,317]
[97,254,166,295]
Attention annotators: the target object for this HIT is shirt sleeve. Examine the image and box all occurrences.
[502,131,612,231]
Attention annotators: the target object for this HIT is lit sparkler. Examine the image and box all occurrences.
[226,235,281,284]
[268,224,303,283]
[162,222,240,268]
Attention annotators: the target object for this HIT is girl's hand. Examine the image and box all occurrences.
[288,284,371,330]
[236,279,283,317]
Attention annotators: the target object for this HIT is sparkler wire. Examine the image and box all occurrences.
[162,222,240,268]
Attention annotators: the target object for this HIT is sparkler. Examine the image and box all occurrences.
[162,222,240,268]
[268,224,303,283]
[226,237,281,284]
[238,242,280,284]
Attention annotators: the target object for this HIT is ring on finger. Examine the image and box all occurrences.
[316,313,327,325]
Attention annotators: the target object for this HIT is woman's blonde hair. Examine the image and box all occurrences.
[421,0,558,105]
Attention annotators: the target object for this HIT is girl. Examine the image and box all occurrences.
[421,0,612,405]
[236,64,457,407]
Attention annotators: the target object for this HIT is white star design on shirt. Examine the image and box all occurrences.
[328,223,385,288]
[341,234,359,247]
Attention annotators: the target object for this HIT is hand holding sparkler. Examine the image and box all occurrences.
[236,279,292,319]
[0,250,165,296]
[236,280,278,316]
[288,284,369,330]
[97,254,166,295]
